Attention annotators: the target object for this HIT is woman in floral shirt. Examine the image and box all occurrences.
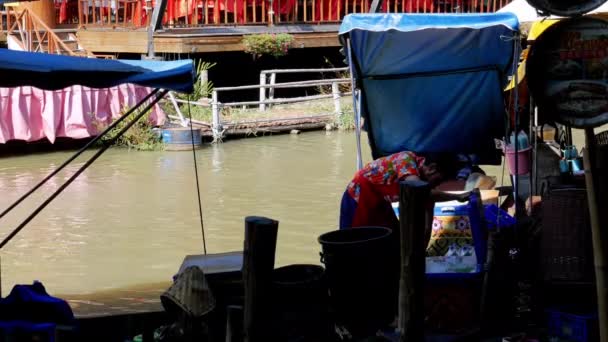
[339,151,450,231]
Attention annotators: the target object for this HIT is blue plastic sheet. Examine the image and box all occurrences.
[340,13,520,163]
[0,49,195,92]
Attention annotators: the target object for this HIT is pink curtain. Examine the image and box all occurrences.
[0,84,165,144]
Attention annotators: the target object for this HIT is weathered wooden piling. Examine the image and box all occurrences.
[398,180,430,342]
[242,216,278,342]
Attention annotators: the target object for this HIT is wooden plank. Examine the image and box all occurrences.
[76,28,339,53]
[154,32,339,53]
[77,29,147,53]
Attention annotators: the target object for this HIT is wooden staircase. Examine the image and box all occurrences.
[4,7,112,58]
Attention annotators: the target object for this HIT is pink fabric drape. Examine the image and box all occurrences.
[0,84,165,144]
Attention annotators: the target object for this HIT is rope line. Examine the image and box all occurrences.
[187,95,207,255]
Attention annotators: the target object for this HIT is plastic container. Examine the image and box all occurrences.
[505,146,532,175]
[272,265,329,340]
[161,127,202,151]
[484,204,516,230]
[318,227,398,336]
[546,308,598,342]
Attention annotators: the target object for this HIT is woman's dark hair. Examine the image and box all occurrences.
[421,153,459,178]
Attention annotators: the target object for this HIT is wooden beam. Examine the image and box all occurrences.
[77,29,340,54]
[242,216,278,342]
[147,0,168,57]
[583,128,608,342]
[398,180,430,342]
[77,30,147,53]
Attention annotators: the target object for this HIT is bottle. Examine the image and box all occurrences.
[509,132,516,148]
[516,131,529,149]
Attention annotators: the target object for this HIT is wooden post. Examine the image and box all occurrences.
[583,128,608,342]
[147,0,168,57]
[259,73,266,111]
[225,305,244,342]
[268,72,276,109]
[201,69,209,96]
[242,216,279,342]
[268,0,274,26]
[211,90,222,142]
[332,82,342,115]
[398,180,430,342]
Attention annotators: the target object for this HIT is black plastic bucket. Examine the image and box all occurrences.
[272,264,330,341]
[318,227,399,336]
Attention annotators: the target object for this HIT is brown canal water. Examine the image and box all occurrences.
[0,130,511,316]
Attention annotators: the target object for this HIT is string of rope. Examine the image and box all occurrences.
[0,89,169,250]
[187,94,207,255]
[0,89,160,222]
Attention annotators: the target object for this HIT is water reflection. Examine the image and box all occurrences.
[0,131,372,295]
[0,130,522,297]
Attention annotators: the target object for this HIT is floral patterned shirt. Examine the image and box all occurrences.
[346,151,423,203]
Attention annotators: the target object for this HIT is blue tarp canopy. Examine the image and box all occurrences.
[0,49,195,93]
[340,13,519,164]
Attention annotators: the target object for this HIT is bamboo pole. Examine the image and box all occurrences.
[398,180,430,342]
[243,216,279,342]
[583,128,608,342]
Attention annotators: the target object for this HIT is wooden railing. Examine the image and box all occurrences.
[1,5,12,32]
[168,67,351,141]
[71,0,512,28]
[6,7,94,56]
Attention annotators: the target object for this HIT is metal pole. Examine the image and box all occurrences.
[346,38,363,170]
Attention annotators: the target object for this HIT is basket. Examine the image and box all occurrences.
[546,308,598,342]
[505,146,532,175]
[596,130,608,146]
[540,188,594,283]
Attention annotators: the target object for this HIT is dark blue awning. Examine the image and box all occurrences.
[0,49,195,93]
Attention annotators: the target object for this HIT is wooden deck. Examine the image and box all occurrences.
[3,0,512,55]
[76,24,340,53]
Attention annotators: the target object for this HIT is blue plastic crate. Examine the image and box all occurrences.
[484,204,516,229]
[546,309,598,342]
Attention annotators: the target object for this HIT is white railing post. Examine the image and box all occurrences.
[212,90,222,142]
[200,69,209,97]
[332,82,342,115]
[168,91,188,127]
[259,73,266,111]
[268,72,276,109]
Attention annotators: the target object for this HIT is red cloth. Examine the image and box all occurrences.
[315,0,341,21]
[273,0,296,15]
[59,0,68,24]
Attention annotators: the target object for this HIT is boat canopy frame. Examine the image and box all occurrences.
[339,13,521,167]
